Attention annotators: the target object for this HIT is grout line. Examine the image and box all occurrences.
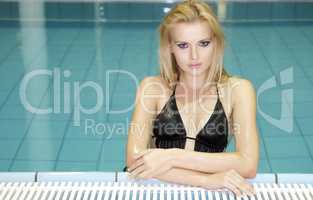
[53,31,97,171]
[249,27,283,173]
[272,25,313,162]
[95,23,128,171]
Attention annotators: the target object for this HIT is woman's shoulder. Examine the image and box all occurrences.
[139,75,172,93]
[136,76,172,102]
[225,76,256,104]
[221,76,255,91]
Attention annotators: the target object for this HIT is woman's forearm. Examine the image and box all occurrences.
[169,149,256,178]
[153,167,213,189]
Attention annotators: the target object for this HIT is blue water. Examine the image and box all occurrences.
[0,1,313,173]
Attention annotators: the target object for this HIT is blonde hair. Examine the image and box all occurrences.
[158,0,230,89]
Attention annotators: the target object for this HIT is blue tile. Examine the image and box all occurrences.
[83,3,96,20]
[32,113,70,121]
[110,94,135,110]
[295,3,313,19]
[257,89,290,104]
[11,2,18,18]
[1,6,313,174]
[272,3,295,19]
[298,118,313,136]
[0,139,21,159]
[16,139,62,160]
[293,76,313,90]
[11,160,55,171]
[0,2,11,18]
[61,54,94,69]
[99,160,124,171]
[66,119,105,140]
[0,104,35,120]
[270,158,313,173]
[56,161,97,171]
[129,4,153,20]
[113,80,139,95]
[0,160,10,171]
[258,117,301,137]
[226,2,247,20]
[58,139,102,161]
[247,3,271,20]
[59,3,83,20]
[0,119,31,139]
[45,2,59,19]
[153,3,171,20]
[107,113,132,123]
[4,90,25,106]
[257,102,293,121]
[304,136,313,156]
[26,120,67,139]
[293,89,313,103]
[258,159,271,173]
[0,76,20,92]
[100,139,126,161]
[106,3,129,20]
[294,102,313,118]
[264,136,311,159]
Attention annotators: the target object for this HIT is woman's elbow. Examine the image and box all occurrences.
[244,167,257,179]
[242,163,258,179]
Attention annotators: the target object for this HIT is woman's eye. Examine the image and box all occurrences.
[199,41,211,47]
[177,43,188,49]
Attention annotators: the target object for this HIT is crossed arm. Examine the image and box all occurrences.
[126,77,259,187]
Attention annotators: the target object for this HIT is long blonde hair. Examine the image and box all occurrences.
[158,0,230,89]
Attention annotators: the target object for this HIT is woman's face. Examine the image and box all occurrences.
[169,20,214,77]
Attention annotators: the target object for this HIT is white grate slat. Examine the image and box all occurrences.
[1,181,313,200]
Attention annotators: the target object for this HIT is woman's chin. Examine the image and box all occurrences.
[188,68,208,76]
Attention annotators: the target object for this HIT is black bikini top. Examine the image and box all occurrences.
[152,84,229,153]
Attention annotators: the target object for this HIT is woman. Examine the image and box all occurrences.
[125,0,259,196]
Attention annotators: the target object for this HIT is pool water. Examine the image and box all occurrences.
[0,1,312,173]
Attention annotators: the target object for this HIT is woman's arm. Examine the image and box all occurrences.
[129,79,259,178]
[130,166,254,196]
[166,79,259,178]
[126,76,163,167]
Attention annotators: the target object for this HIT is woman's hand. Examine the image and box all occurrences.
[204,169,255,197]
[128,148,175,179]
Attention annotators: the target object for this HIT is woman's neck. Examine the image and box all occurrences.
[178,72,215,94]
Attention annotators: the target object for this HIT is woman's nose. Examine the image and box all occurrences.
[190,46,198,60]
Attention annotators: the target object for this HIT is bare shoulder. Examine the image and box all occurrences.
[227,76,256,105]
[138,75,172,95]
[228,76,255,94]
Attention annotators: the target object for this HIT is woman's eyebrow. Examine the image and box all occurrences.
[174,37,212,43]
[199,37,212,41]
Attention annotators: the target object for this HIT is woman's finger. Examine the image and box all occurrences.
[224,181,242,197]
[133,149,152,159]
[227,175,252,196]
[137,169,153,179]
[231,172,255,195]
[130,164,146,178]
[128,158,144,172]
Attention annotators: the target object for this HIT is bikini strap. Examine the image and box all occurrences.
[172,84,177,96]
[216,84,219,98]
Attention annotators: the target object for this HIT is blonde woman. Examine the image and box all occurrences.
[125,0,259,196]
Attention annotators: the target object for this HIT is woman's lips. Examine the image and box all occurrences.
[189,63,201,69]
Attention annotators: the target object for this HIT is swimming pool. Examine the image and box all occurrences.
[0,0,312,173]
